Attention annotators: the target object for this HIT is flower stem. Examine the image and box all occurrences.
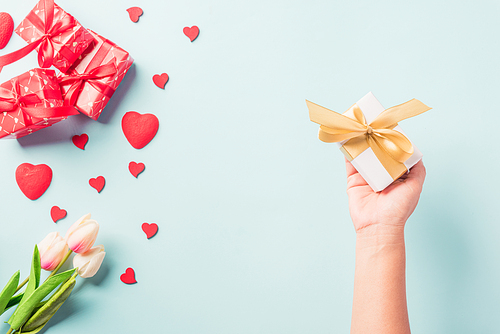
[6,328,13,334]
[14,276,29,294]
[12,249,73,298]
[45,250,73,282]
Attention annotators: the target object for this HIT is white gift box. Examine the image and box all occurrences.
[340,92,422,192]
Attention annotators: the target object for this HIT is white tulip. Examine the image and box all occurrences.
[73,245,106,278]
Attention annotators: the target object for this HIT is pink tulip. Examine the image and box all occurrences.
[73,245,106,278]
[65,213,99,254]
[38,232,69,271]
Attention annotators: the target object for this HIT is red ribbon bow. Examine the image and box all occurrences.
[59,62,117,106]
[0,81,41,112]
[0,0,75,72]
[0,77,78,122]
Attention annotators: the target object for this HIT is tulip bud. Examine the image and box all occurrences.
[73,245,106,278]
[38,232,69,271]
[65,213,99,254]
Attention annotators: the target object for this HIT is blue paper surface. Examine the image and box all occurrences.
[0,0,499,333]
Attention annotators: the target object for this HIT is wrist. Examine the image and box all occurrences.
[355,224,406,248]
[350,213,408,234]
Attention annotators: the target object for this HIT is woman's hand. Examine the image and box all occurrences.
[348,159,425,334]
[345,159,426,232]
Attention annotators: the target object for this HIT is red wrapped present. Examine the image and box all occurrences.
[58,30,134,120]
[0,68,78,139]
[0,0,94,73]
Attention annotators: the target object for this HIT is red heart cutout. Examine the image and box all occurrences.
[129,161,145,178]
[0,12,14,50]
[72,133,89,150]
[120,267,137,284]
[142,222,158,239]
[15,163,52,200]
[122,111,159,149]
[126,7,143,23]
[50,206,67,223]
[89,176,105,193]
[183,26,199,42]
[152,73,169,89]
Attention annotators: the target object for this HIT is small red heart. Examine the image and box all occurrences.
[72,133,89,150]
[50,206,67,223]
[15,163,52,200]
[0,12,14,50]
[183,26,199,42]
[142,222,158,239]
[89,176,105,193]
[120,267,137,284]
[126,7,143,23]
[152,73,169,89]
[122,111,159,149]
[129,162,145,178]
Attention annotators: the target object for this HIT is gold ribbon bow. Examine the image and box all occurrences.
[306,98,431,179]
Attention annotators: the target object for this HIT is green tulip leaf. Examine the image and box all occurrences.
[5,293,24,312]
[30,300,48,317]
[8,268,75,330]
[0,270,20,315]
[19,246,42,310]
[9,301,48,334]
[17,323,45,334]
[22,276,76,333]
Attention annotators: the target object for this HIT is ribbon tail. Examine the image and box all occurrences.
[306,100,367,132]
[0,40,42,72]
[370,99,431,129]
[318,128,357,143]
[318,126,366,142]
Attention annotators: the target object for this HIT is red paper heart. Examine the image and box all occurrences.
[50,206,67,223]
[129,161,145,178]
[0,12,14,50]
[152,73,169,89]
[122,111,159,149]
[183,26,199,42]
[15,163,52,200]
[89,176,105,193]
[72,133,89,150]
[126,7,143,23]
[120,267,137,284]
[142,223,158,239]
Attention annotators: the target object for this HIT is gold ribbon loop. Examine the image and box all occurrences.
[372,128,414,163]
[307,98,431,180]
[369,98,430,129]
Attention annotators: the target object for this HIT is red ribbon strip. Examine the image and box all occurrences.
[85,35,112,71]
[59,61,117,106]
[0,0,75,72]
[21,105,79,120]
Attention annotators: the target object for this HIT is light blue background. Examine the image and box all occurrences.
[0,0,499,333]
